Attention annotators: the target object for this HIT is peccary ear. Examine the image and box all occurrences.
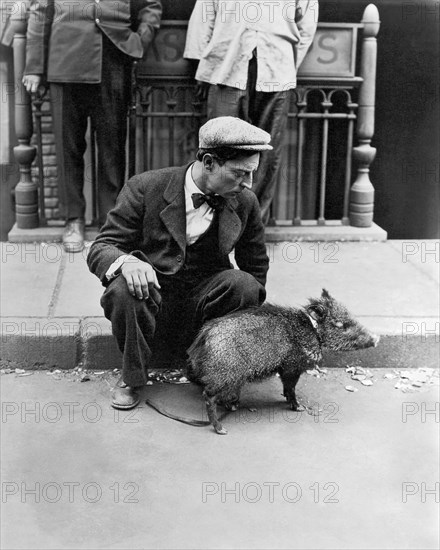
[307,301,327,321]
[321,288,332,300]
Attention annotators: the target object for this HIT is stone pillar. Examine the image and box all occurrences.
[349,4,380,227]
[11,1,39,228]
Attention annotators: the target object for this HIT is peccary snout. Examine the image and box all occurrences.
[187,288,380,435]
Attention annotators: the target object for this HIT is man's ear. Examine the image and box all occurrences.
[203,153,214,171]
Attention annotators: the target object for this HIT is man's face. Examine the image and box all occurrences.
[203,153,260,198]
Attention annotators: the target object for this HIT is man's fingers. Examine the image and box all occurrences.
[22,75,42,94]
[138,272,150,299]
[149,269,161,289]
[124,273,135,297]
[121,261,160,298]
[132,274,145,300]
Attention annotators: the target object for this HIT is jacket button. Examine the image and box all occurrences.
[176,255,182,263]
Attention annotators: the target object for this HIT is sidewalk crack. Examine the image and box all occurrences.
[47,250,67,318]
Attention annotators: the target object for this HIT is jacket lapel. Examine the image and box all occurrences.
[159,167,187,254]
[218,198,242,255]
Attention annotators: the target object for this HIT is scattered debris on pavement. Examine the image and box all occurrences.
[2,362,439,397]
[389,368,439,393]
[147,370,190,384]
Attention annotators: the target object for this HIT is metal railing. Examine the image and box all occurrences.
[10,5,380,230]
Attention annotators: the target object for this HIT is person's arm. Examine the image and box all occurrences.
[23,0,52,92]
[133,0,162,53]
[295,0,319,68]
[183,0,217,60]
[87,175,159,299]
[234,193,270,289]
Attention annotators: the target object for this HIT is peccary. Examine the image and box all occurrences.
[187,289,379,434]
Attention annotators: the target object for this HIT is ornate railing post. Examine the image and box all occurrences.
[10,1,39,228]
[349,4,380,227]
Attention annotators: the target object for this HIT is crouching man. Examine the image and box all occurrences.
[87,117,271,410]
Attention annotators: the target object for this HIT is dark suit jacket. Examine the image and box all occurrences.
[87,165,270,288]
[25,0,162,83]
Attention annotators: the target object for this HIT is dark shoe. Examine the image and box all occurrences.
[63,218,85,253]
[111,386,140,410]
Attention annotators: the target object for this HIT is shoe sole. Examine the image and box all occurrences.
[63,243,85,253]
[111,397,140,410]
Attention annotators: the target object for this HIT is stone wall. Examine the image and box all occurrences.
[31,98,60,220]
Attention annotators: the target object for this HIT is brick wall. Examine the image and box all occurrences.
[31,97,60,220]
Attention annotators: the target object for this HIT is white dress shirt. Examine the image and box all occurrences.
[184,163,215,245]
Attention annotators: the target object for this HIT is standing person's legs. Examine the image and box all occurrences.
[250,89,291,224]
[93,38,132,225]
[206,83,248,120]
[51,82,96,251]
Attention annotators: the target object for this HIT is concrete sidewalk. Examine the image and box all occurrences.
[0,240,439,550]
[1,240,439,370]
[1,369,439,549]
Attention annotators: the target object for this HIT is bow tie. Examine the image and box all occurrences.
[191,193,225,211]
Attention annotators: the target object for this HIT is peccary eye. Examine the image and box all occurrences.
[335,321,344,328]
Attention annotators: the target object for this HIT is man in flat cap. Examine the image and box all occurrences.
[88,116,271,409]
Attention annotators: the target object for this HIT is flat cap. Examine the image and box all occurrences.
[199,116,273,151]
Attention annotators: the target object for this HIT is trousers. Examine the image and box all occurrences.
[206,53,291,224]
[101,269,266,387]
[50,36,132,224]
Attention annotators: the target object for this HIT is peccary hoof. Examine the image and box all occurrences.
[215,426,228,435]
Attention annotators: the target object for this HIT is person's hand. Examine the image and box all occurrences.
[22,74,44,95]
[120,257,160,300]
[195,80,210,102]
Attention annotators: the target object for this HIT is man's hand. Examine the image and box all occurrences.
[120,257,160,300]
[22,74,44,95]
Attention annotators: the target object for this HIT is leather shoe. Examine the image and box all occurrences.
[63,218,85,253]
[111,386,140,410]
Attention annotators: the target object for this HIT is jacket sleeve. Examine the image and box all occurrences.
[133,0,162,52]
[183,0,217,60]
[24,0,53,75]
[87,175,148,286]
[295,0,319,68]
[234,193,269,289]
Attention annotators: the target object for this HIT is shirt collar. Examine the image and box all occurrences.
[185,163,205,197]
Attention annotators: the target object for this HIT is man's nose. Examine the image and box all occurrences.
[241,173,253,189]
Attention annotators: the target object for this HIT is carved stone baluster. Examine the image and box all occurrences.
[349,4,380,227]
[11,3,39,228]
